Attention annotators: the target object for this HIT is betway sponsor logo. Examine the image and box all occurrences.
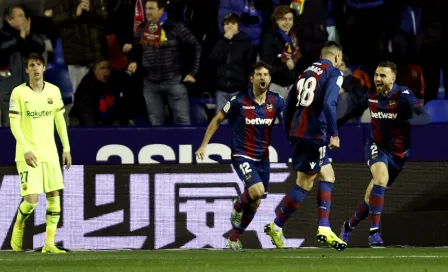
[370,111,397,119]
[245,118,273,125]
[26,110,53,118]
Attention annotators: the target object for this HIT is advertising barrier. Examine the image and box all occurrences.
[1,124,448,166]
[1,162,447,250]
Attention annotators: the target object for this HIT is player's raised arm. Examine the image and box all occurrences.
[53,90,71,169]
[195,97,236,160]
[402,89,431,126]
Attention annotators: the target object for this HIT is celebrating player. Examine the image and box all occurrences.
[195,61,284,251]
[264,41,347,251]
[338,61,430,246]
[9,53,71,253]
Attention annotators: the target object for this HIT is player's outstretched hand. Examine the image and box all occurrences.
[329,136,340,150]
[62,152,72,169]
[24,151,38,168]
[195,146,206,161]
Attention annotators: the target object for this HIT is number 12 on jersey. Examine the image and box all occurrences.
[296,77,317,107]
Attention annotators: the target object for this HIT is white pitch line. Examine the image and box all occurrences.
[274,255,447,259]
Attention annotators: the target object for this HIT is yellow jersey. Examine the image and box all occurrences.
[9,82,66,162]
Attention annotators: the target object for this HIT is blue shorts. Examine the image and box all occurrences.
[364,142,407,187]
[231,156,270,199]
[291,137,331,174]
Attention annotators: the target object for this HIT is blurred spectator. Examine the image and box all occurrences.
[71,60,134,126]
[260,5,301,99]
[337,55,366,122]
[127,0,201,125]
[209,13,254,121]
[48,0,109,94]
[288,0,329,73]
[217,0,263,46]
[421,0,448,102]
[389,1,422,65]
[106,0,137,69]
[326,0,339,43]
[0,4,45,127]
[339,0,387,72]
[339,56,365,105]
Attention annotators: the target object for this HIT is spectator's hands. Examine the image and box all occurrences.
[123,44,133,53]
[24,151,38,168]
[339,88,344,94]
[82,0,90,11]
[183,74,196,83]
[286,59,295,70]
[128,62,137,73]
[77,0,89,16]
[44,9,53,17]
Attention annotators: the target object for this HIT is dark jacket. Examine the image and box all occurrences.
[49,0,109,65]
[72,68,129,126]
[0,22,45,99]
[209,32,253,93]
[259,28,298,87]
[131,19,202,82]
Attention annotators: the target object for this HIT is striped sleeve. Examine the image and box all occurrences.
[8,88,21,117]
[53,86,65,113]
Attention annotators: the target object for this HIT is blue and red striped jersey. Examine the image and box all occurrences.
[345,84,424,158]
[220,89,285,160]
[284,59,343,140]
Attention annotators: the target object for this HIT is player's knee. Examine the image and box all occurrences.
[373,175,388,187]
[248,183,265,200]
[318,165,335,183]
[24,194,38,204]
[296,176,314,191]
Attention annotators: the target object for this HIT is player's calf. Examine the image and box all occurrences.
[45,195,61,247]
[369,164,388,236]
[339,200,369,243]
[11,199,37,252]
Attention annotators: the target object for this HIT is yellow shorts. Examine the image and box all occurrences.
[16,160,64,197]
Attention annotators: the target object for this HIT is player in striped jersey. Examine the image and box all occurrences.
[337,61,430,246]
[265,41,347,251]
[195,61,284,250]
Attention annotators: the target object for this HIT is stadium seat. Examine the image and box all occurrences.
[190,102,209,125]
[424,100,448,123]
[53,39,65,65]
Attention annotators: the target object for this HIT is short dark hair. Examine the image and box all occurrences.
[223,12,239,25]
[272,5,295,22]
[25,53,45,67]
[251,61,272,76]
[377,61,398,75]
[146,0,169,10]
[3,4,25,21]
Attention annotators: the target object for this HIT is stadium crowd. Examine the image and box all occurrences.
[0,0,447,127]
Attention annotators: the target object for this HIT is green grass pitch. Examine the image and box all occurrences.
[1,248,448,272]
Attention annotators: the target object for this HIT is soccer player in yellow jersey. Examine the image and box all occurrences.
[8,53,71,254]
